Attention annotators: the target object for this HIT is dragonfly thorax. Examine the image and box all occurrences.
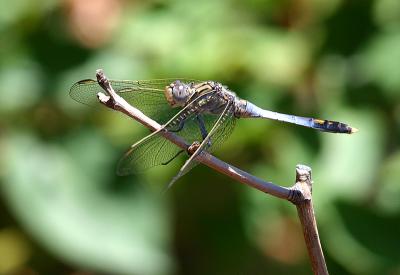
[164,80,194,107]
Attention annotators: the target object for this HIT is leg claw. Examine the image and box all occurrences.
[187,141,201,155]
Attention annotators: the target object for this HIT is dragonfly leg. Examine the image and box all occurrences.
[187,141,201,155]
[161,150,184,165]
[168,118,186,133]
[196,115,208,139]
[196,115,212,148]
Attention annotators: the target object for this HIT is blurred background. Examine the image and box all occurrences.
[0,0,399,274]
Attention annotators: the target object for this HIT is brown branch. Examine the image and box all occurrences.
[94,69,328,274]
[291,165,328,275]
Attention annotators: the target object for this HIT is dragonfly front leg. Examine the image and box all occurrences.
[187,141,201,155]
[196,115,208,140]
[168,118,186,133]
[196,115,211,147]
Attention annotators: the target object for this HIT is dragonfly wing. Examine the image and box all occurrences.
[167,101,236,188]
[117,130,183,175]
[116,90,219,175]
[69,78,197,123]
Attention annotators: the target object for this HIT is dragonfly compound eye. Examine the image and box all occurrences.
[164,85,176,106]
[165,80,191,107]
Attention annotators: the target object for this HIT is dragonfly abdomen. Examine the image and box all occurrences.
[240,101,357,134]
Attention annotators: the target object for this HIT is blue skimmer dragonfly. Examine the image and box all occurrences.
[70,78,357,187]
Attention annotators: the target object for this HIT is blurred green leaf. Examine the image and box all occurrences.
[0,60,43,113]
[373,0,400,28]
[358,31,400,98]
[313,110,385,204]
[375,151,400,213]
[0,0,399,273]
[1,131,172,274]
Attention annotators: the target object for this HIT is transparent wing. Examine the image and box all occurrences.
[204,107,236,153]
[117,131,183,175]
[117,112,232,175]
[167,102,237,187]
[69,78,197,123]
[117,92,224,175]
[116,113,207,175]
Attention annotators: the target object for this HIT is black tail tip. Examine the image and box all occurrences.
[313,119,358,134]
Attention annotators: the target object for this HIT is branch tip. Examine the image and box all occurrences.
[97,92,109,102]
[96,69,105,79]
[296,164,312,184]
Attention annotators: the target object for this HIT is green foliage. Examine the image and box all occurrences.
[0,0,399,274]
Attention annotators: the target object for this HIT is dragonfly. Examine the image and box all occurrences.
[70,78,357,188]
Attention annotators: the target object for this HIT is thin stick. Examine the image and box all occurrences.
[291,165,328,275]
[93,69,328,274]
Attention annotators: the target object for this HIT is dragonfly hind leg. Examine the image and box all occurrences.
[161,150,184,165]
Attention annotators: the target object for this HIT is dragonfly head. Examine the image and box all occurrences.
[165,80,192,107]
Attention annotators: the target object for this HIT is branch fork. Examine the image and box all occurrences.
[93,69,328,274]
